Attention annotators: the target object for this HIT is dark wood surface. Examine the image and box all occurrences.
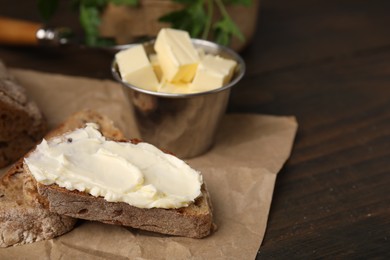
[1,0,389,258]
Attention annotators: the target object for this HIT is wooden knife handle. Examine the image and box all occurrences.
[0,17,42,45]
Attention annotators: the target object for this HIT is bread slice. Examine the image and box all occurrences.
[24,110,214,238]
[0,60,47,168]
[0,110,125,247]
[0,160,76,247]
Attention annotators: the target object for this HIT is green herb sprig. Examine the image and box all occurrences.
[38,0,138,46]
[38,0,251,47]
[160,0,251,46]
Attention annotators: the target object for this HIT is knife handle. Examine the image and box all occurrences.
[0,17,41,46]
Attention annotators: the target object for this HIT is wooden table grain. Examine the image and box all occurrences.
[0,0,389,258]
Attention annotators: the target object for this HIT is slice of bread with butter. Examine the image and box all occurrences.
[23,110,214,239]
[0,110,124,247]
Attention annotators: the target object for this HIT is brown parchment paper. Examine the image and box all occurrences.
[0,69,298,259]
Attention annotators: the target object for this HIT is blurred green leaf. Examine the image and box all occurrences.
[94,37,116,46]
[37,0,59,22]
[80,0,107,7]
[159,1,206,38]
[159,10,187,25]
[213,16,244,45]
[109,0,138,6]
[171,0,196,4]
[80,5,101,46]
[223,0,251,6]
[38,0,251,47]
[187,3,207,37]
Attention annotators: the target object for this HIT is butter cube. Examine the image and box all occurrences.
[148,54,163,82]
[191,54,237,93]
[154,28,199,83]
[115,45,159,91]
[158,81,191,94]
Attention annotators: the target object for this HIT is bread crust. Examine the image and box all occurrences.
[0,160,76,247]
[36,182,213,238]
[25,110,214,238]
[0,60,47,167]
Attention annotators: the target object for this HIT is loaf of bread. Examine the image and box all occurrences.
[0,60,47,168]
[24,110,215,238]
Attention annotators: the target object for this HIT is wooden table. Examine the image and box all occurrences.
[0,0,389,258]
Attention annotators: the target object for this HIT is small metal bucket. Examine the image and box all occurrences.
[111,39,245,158]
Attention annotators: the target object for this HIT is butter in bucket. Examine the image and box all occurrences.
[115,28,237,94]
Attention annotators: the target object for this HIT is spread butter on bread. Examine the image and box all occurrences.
[23,110,214,239]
